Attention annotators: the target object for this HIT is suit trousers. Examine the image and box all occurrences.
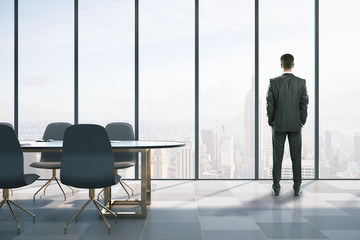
[272,128,302,192]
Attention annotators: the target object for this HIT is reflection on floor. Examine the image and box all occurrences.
[1,180,360,240]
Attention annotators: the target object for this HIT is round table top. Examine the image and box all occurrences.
[20,140,186,151]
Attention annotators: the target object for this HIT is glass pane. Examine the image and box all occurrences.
[259,0,315,179]
[79,0,135,178]
[320,0,360,178]
[0,0,14,125]
[19,0,73,176]
[199,0,254,178]
[140,0,194,179]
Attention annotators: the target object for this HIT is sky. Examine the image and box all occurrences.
[0,0,359,136]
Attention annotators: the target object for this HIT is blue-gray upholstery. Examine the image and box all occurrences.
[0,125,39,188]
[30,122,72,169]
[60,124,120,188]
[30,122,72,200]
[60,124,119,234]
[0,122,13,129]
[0,124,39,233]
[105,122,136,169]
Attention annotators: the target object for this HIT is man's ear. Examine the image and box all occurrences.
[292,63,295,68]
[281,64,283,69]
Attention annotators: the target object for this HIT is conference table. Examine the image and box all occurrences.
[20,140,186,218]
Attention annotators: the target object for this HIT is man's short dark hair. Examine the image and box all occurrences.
[280,54,294,69]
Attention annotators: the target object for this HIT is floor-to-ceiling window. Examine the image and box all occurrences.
[140,0,195,179]
[259,0,315,179]
[5,0,358,180]
[18,0,73,176]
[78,0,135,178]
[319,0,360,178]
[199,0,254,179]
[0,0,14,126]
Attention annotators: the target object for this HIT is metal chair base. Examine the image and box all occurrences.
[1,189,36,234]
[33,169,74,201]
[64,189,117,234]
[97,179,134,201]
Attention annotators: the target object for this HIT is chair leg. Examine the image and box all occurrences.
[6,201,20,234]
[65,184,75,195]
[33,178,53,200]
[97,180,133,200]
[0,199,5,209]
[120,179,134,195]
[118,180,131,200]
[42,178,53,196]
[64,199,92,234]
[93,201,111,234]
[94,199,117,222]
[8,199,36,224]
[97,188,105,201]
[34,170,73,201]
[54,177,67,201]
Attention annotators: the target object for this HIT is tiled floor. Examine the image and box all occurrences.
[1,180,360,240]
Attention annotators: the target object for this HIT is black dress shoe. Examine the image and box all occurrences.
[294,190,302,196]
[272,189,279,196]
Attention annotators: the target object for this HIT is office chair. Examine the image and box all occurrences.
[0,122,15,196]
[0,125,40,234]
[30,122,73,201]
[97,122,136,200]
[60,124,119,234]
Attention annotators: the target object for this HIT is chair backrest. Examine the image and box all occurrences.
[41,122,72,162]
[0,125,24,187]
[60,124,116,188]
[0,122,14,128]
[105,122,136,164]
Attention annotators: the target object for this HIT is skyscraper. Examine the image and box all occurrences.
[354,133,360,165]
[152,149,169,178]
[325,130,332,162]
[176,138,194,178]
[244,73,255,177]
[219,134,234,177]
[201,130,215,166]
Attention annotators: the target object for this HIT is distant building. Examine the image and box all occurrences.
[152,149,169,178]
[348,161,359,177]
[354,133,360,165]
[176,139,194,178]
[243,72,257,178]
[201,130,215,163]
[269,158,314,179]
[325,130,332,162]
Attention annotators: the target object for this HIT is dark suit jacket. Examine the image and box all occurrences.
[266,73,309,132]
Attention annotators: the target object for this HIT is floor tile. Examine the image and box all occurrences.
[2,180,360,240]
[322,230,360,240]
[303,215,360,230]
[257,222,328,239]
[141,222,203,240]
[197,205,248,217]
[200,216,259,230]
[194,189,234,198]
[248,209,306,223]
[203,230,266,240]
[147,208,200,223]
[152,193,194,201]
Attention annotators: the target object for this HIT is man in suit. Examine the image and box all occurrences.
[266,53,309,196]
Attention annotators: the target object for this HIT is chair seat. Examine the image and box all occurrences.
[24,174,40,185]
[0,174,39,189]
[114,161,135,169]
[30,161,61,169]
[114,174,121,183]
